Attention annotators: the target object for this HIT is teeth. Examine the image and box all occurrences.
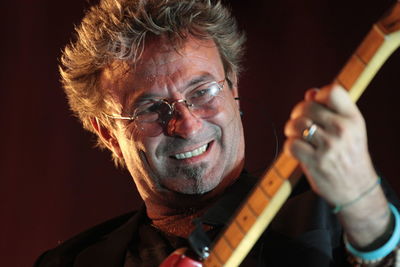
[174,144,208,159]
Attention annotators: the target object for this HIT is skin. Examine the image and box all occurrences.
[93,36,245,236]
[93,35,390,246]
[284,85,390,249]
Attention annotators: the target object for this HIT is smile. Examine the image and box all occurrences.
[173,143,208,160]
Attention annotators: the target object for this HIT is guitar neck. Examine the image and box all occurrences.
[204,2,400,267]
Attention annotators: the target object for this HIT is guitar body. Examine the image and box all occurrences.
[160,248,202,267]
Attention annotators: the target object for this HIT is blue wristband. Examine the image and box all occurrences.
[345,203,400,261]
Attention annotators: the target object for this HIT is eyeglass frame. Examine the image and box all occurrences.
[103,78,235,124]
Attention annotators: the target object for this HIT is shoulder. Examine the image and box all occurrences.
[34,210,141,267]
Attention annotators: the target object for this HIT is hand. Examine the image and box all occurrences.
[284,84,376,204]
[284,84,390,248]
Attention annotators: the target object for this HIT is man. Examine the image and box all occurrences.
[36,0,399,266]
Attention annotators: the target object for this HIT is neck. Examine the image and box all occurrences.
[145,164,245,237]
[145,184,225,237]
[149,207,209,237]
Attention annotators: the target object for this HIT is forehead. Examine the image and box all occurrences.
[101,36,225,102]
[136,36,221,77]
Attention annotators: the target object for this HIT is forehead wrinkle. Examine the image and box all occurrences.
[136,40,215,77]
[133,62,187,93]
[135,54,185,78]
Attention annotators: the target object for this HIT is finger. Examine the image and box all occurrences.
[304,88,319,101]
[291,101,332,122]
[284,137,315,166]
[315,84,360,118]
[284,116,312,138]
[286,119,330,150]
[290,101,340,135]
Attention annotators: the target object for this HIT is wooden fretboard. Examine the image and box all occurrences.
[204,2,400,266]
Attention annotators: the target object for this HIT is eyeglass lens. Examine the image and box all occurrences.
[135,94,226,136]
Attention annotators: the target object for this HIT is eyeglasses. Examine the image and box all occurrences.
[104,79,227,136]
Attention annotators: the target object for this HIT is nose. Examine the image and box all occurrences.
[166,102,202,138]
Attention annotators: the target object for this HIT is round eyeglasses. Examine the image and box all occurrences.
[104,79,228,136]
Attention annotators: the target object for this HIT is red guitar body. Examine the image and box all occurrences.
[160,248,203,267]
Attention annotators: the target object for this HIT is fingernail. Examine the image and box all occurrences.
[306,88,319,100]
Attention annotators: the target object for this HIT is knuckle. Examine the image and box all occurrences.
[314,152,331,172]
[284,120,292,136]
[294,117,307,131]
[303,100,314,111]
[354,112,366,127]
[283,139,295,157]
[285,138,301,158]
[330,118,346,137]
[322,137,334,150]
[291,102,305,119]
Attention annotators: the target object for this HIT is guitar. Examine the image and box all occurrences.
[162,1,400,266]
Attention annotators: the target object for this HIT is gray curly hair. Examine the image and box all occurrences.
[60,0,246,166]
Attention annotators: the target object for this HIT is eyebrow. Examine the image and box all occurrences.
[135,73,215,101]
[184,73,214,88]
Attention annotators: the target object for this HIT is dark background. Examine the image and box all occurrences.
[1,0,399,266]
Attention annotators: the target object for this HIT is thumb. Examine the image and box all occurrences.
[315,84,359,117]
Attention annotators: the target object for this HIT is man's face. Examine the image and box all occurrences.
[101,36,245,207]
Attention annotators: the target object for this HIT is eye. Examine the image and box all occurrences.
[133,102,152,115]
[188,82,221,105]
[133,101,164,122]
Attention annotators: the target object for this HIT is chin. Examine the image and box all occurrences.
[163,172,223,195]
[166,180,218,195]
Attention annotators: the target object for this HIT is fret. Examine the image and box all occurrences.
[204,165,295,266]
[378,2,400,34]
[221,234,235,250]
[355,26,384,63]
[336,25,386,93]
[336,3,400,100]
[247,186,270,216]
[235,204,257,232]
[203,253,222,267]
[337,54,366,90]
[260,170,284,197]
[223,221,245,248]
[211,236,232,263]
[272,153,301,180]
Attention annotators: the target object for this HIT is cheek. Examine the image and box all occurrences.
[129,134,165,170]
[122,122,162,157]
[119,134,156,188]
[123,122,144,141]
[212,96,240,128]
[219,102,244,154]
[115,124,145,163]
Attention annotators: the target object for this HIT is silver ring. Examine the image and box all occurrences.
[302,124,317,142]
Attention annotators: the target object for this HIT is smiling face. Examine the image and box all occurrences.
[100,36,245,210]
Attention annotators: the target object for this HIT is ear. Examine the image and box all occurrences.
[90,117,123,159]
[227,72,240,106]
[227,72,239,99]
